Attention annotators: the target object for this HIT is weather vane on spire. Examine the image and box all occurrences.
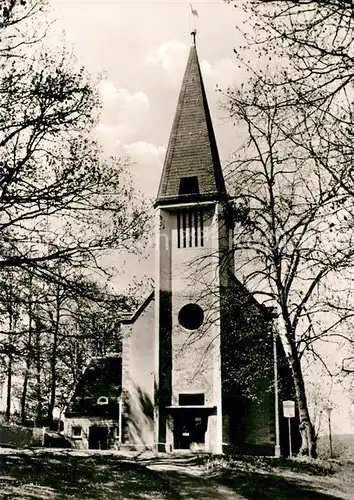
[190,3,198,45]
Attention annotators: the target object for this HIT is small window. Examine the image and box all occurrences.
[179,176,199,196]
[179,393,205,406]
[97,396,109,405]
[72,426,82,438]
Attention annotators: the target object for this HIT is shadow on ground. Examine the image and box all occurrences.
[0,451,181,499]
[0,451,350,500]
[143,455,348,500]
[213,469,345,500]
[141,456,351,500]
[150,467,346,500]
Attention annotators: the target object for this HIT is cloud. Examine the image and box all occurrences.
[98,80,150,108]
[94,123,119,135]
[124,141,166,158]
[123,141,166,198]
[200,59,212,77]
[146,41,215,94]
[203,57,239,89]
[94,80,152,150]
[93,123,137,152]
[147,41,237,93]
[147,40,188,72]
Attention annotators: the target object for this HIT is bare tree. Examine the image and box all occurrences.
[0,0,148,285]
[0,267,132,425]
[224,75,354,457]
[0,0,149,424]
[233,0,354,198]
[0,268,24,420]
[40,272,127,427]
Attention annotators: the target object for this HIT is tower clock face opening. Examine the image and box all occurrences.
[178,303,204,330]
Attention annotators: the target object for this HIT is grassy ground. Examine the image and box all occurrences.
[0,449,353,499]
[197,455,354,500]
[0,450,178,499]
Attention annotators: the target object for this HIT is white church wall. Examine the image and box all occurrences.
[121,298,155,449]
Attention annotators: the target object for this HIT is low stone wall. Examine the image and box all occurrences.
[0,423,33,448]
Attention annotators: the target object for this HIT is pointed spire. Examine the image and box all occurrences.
[155,43,227,208]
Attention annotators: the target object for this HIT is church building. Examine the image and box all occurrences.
[120,34,280,455]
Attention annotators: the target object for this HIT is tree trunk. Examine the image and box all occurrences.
[21,290,33,425]
[47,334,58,428]
[288,340,317,458]
[20,365,29,425]
[5,314,15,422]
[35,325,42,425]
[47,285,61,429]
[5,351,12,422]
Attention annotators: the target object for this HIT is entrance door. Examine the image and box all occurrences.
[173,412,207,450]
[88,426,109,450]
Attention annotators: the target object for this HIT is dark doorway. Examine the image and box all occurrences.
[173,411,207,450]
[88,426,108,450]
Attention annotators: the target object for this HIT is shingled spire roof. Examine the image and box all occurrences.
[155,39,227,207]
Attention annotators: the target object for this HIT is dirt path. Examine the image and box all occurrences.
[143,457,246,500]
[141,454,352,500]
[0,448,351,499]
[0,449,245,499]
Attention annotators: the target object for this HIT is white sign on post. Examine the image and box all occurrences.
[283,400,295,419]
[282,400,295,458]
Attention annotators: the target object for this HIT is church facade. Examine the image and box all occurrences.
[120,38,279,455]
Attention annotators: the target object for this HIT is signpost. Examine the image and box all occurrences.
[283,400,295,457]
[325,406,333,458]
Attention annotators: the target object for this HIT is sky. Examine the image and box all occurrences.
[51,0,243,195]
[48,0,246,288]
[47,0,354,433]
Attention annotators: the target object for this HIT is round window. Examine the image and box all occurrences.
[178,303,204,330]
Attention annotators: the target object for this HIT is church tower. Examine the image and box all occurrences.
[121,34,277,457]
[154,33,233,454]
